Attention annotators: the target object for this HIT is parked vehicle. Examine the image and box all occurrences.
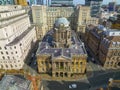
[69,84,77,89]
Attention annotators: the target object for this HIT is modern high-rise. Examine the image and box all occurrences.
[29,0,35,6]
[36,0,44,5]
[0,0,15,5]
[51,0,73,6]
[85,0,103,17]
[108,2,116,12]
[0,5,37,70]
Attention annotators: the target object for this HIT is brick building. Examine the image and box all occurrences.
[85,24,120,69]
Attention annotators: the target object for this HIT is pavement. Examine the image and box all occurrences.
[40,73,87,81]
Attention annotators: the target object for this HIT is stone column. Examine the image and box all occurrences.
[52,72,55,77]
[63,72,64,78]
[59,62,60,70]
[68,63,71,71]
[53,62,55,71]
[63,62,65,71]
[68,73,71,77]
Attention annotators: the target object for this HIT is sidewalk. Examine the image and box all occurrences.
[40,74,87,81]
[86,63,93,78]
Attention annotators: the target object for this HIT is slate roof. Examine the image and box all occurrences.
[37,29,87,60]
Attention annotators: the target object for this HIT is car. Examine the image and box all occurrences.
[91,58,94,61]
[69,84,77,89]
[72,84,77,88]
[31,53,34,58]
[69,85,72,89]
[34,61,37,65]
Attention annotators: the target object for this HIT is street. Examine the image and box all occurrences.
[42,69,120,90]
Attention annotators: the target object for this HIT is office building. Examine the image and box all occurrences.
[32,5,75,40]
[0,5,37,69]
[29,0,35,6]
[0,0,15,5]
[36,17,87,77]
[76,5,99,39]
[36,0,44,5]
[108,2,116,12]
[32,5,99,40]
[51,0,73,6]
[85,0,103,17]
[85,25,120,69]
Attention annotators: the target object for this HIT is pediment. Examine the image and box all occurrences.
[52,56,71,62]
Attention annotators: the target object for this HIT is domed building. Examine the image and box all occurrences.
[53,17,72,48]
[36,17,87,78]
[54,17,70,28]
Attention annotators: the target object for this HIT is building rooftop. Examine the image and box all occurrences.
[87,25,120,49]
[0,75,31,90]
[0,5,22,12]
[87,25,120,37]
[7,26,35,46]
[36,30,87,60]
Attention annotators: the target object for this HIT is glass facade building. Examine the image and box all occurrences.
[51,0,73,6]
[36,0,44,5]
[85,0,103,17]
[0,0,15,5]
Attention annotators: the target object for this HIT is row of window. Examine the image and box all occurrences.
[0,60,20,63]
[1,51,18,55]
[40,61,83,65]
[2,56,16,60]
[0,46,16,50]
[0,43,22,50]
[0,64,21,69]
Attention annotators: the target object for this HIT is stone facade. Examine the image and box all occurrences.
[99,36,120,69]
[37,55,86,77]
[32,5,76,40]
[76,5,99,40]
[32,5,99,40]
[32,5,48,40]
[0,5,37,69]
[85,24,120,69]
[36,18,87,77]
